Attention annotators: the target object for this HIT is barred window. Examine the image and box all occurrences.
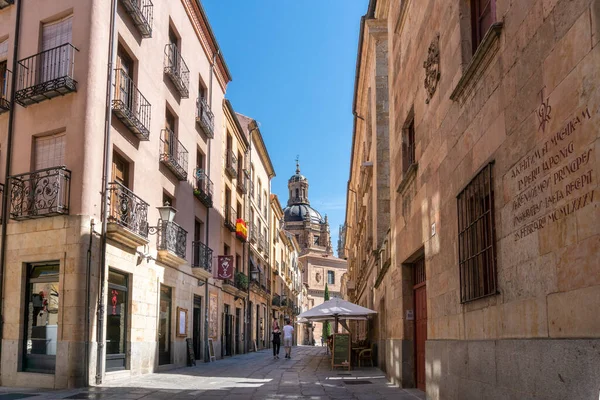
[457,162,497,302]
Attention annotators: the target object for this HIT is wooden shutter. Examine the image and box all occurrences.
[34,134,65,170]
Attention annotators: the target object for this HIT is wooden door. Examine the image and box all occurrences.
[414,258,427,391]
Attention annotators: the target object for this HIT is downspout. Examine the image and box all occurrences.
[0,0,23,371]
[96,0,118,384]
[204,49,218,362]
[85,219,95,386]
[246,122,254,353]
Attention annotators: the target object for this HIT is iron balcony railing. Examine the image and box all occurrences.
[225,150,237,178]
[263,205,268,217]
[160,128,188,181]
[196,96,214,138]
[237,174,247,194]
[0,0,15,9]
[257,233,265,251]
[266,279,271,294]
[112,68,151,140]
[281,296,288,307]
[249,180,255,199]
[15,43,78,107]
[194,169,213,208]
[158,220,187,259]
[121,0,153,38]
[107,181,149,239]
[192,240,212,272]
[0,64,10,113]
[224,206,236,232]
[248,222,257,243]
[164,43,189,98]
[272,294,281,307]
[9,166,71,220]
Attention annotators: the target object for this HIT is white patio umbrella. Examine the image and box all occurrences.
[297,298,376,333]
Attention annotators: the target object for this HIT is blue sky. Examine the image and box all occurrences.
[202,1,367,255]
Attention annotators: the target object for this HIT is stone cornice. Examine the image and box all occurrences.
[181,0,232,93]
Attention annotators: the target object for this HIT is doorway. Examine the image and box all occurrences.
[106,270,129,371]
[235,308,241,354]
[413,257,427,391]
[193,295,202,360]
[158,285,172,365]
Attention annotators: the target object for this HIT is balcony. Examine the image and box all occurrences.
[164,43,189,98]
[257,233,265,251]
[192,240,213,280]
[223,271,248,297]
[272,294,281,307]
[196,97,214,138]
[248,222,257,243]
[225,150,237,178]
[224,206,236,232]
[160,128,188,181]
[112,68,151,140]
[15,44,78,107]
[9,166,71,220]
[249,181,254,199]
[193,169,213,208]
[266,279,271,294]
[156,220,187,268]
[237,174,247,194]
[106,182,150,248]
[1,66,10,114]
[121,0,153,38]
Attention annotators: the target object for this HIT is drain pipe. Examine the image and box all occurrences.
[96,0,118,384]
[203,49,218,362]
[85,219,95,386]
[0,0,23,372]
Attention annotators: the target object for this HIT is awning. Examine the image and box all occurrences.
[250,257,263,273]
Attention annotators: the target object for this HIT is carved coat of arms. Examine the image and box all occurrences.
[423,34,440,104]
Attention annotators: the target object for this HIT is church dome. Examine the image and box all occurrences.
[289,172,307,183]
[283,204,324,224]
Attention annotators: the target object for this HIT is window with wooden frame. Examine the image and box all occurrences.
[471,0,496,54]
[457,162,497,303]
[0,38,8,104]
[402,110,416,175]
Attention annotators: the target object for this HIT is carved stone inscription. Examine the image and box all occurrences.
[509,103,595,241]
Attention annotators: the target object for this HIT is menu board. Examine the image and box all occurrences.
[331,333,351,370]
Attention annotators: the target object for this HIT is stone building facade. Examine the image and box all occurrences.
[0,0,282,389]
[343,0,600,399]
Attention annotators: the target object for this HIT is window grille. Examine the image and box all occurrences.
[457,162,497,302]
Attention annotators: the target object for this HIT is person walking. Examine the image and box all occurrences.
[272,321,281,359]
[282,319,294,359]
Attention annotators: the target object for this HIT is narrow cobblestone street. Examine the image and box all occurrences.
[0,346,425,400]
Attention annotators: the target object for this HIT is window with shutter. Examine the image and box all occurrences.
[1,38,9,102]
[34,133,65,170]
[41,15,73,82]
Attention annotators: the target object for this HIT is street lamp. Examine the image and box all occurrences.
[148,202,177,235]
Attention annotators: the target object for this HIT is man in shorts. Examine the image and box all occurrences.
[282,319,294,359]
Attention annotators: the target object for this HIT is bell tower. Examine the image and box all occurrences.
[287,158,310,206]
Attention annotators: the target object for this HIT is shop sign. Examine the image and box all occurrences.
[217,255,234,280]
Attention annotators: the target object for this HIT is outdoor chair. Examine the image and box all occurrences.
[358,343,375,367]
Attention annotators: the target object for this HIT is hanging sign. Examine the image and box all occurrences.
[217,255,234,280]
[236,219,248,241]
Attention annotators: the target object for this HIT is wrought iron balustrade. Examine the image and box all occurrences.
[164,43,189,98]
[160,128,188,180]
[112,68,151,140]
[121,0,153,38]
[224,206,236,232]
[107,181,149,239]
[9,166,71,220]
[192,240,212,272]
[225,150,237,178]
[194,169,213,208]
[266,279,271,294]
[257,233,265,250]
[156,220,187,259]
[272,294,281,307]
[196,96,214,138]
[0,0,15,9]
[0,64,10,113]
[237,174,247,193]
[249,181,254,199]
[15,43,78,106]
[248,222,257,243]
